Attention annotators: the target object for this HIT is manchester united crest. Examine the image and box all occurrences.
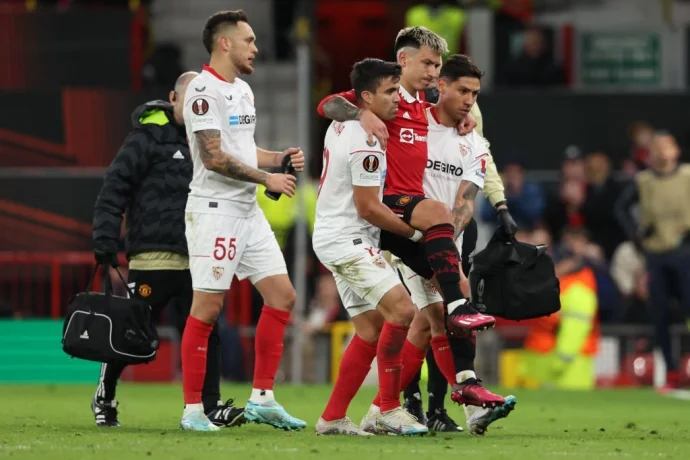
[138,284,152,298]
[396,195,412,206]
[212,266,224,280]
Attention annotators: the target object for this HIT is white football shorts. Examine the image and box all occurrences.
[185,210,287,291]
[317,243,401,318]
[391,255,443,310]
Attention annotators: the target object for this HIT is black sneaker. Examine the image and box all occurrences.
[206,398,246,428]
[92,398,121,427]
[426,408,463,432]
[403,393,427,425]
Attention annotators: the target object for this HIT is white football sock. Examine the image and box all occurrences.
[183,403,203,417]
[456,370,477,384]
[250,388,275,404]
[447,298,467,315]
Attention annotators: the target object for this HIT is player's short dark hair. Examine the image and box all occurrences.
[394,27,448,56]
[350,58,402,102]
[202,10,249,54]
[439,54,484,82]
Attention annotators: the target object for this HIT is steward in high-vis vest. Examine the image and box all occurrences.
[520,266,600,390]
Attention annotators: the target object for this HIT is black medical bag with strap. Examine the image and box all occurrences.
[62,264,159,364]
[469,228,561,320]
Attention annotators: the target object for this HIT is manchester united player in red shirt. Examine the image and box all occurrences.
[317,28,493,333]
[317,28,505,426]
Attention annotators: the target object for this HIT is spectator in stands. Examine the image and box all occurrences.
[481,156,544,231]
[610,241,648,323]
[543,146,586,244]
[581,151,626,261]
[561,145,586,182]
[553,227,605,277]
[543,178,585,244]
[405,0,466,56]
[622,121,655,177]
[505,25,564,88]
[616,131,690,391]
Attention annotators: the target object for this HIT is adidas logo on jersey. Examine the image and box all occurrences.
[172,150,184,159]
[80,330,90,339]
[402,112,411,119]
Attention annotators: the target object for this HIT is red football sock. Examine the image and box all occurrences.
[253,305,291,390]
[182,315,214,404]
[373,339,426,407]
[322,334,377,421]
[376,322,409,412]
[431,335,457,386]
[399,340,428,391]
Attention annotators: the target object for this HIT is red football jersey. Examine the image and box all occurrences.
[317,87,430,196]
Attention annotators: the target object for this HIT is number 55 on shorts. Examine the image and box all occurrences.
[189,234,245,291]
[213,237,237,261]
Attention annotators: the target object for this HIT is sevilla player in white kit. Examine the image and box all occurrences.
[180,10,306,432]
[313,58,427,436]
[395,55,516,434]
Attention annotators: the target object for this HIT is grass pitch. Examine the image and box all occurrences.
[1,383,688,460]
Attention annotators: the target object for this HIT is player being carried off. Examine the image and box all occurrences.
[315,52,515,435]
[316,27,512,433]
[313,58,429,436]
[317,28,493,337]
[391,55,516,435]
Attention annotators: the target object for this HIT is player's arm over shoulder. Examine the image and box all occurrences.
[317,89,362,121]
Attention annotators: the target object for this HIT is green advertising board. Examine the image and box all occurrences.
[579,31,662,88]
[0,320,99,383]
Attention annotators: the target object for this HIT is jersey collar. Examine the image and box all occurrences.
[399,85,420,103]
[202,64,228,82]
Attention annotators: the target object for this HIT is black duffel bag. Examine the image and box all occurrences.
[469,228,561,320]
[62,264,159,364]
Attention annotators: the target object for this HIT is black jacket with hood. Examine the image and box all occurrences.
[92,100,192,258]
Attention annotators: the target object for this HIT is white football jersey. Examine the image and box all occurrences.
[184,65,258,216]
[424,106,488,207]
[313,121,387,262]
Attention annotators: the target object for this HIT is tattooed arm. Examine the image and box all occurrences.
[452,181,480,239]
[321,96,364,121]
[196,129,268,184]
[318,91,389,148]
